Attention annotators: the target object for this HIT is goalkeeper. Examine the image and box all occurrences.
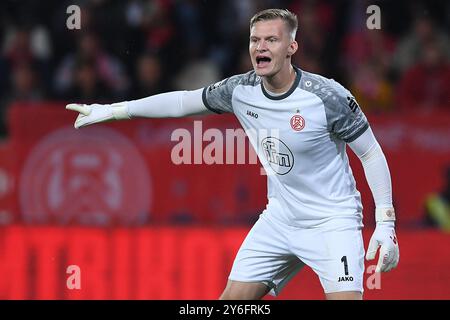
[67,9,399,300]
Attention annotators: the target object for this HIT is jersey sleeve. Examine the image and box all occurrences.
[324,80,369,143]
[201,74,244,114]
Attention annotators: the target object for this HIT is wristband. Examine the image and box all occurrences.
[111,102,130,120]
[375,207,396,222]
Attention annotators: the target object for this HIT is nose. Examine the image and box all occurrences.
[256,40,267,52]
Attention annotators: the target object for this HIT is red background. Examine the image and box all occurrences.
[0,226,449,300]
[0,103,449,299]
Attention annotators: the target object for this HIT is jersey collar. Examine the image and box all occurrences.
[260,65,302,100]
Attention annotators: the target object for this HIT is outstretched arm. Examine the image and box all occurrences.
[348,127,399,273]
[66,88,211,128]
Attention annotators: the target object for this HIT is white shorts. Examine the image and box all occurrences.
[229,213,365,296]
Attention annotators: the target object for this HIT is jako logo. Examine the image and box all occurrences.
[246,110,258,119]
[347,96,360,112]
[338,276,354,282]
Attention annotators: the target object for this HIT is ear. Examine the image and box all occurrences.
[287,40,298,57]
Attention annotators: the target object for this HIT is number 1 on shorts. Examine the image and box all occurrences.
[341,256,349,276]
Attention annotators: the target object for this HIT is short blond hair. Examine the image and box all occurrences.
[250,8,298,40]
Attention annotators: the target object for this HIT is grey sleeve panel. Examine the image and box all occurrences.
[299,72,369,142]
[202,71,260,114]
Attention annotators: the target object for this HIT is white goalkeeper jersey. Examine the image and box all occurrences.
[202,66,369,228]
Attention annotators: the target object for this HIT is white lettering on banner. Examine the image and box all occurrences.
[366,265,382,290]
[170,121,266,165]
[66,265,81,290]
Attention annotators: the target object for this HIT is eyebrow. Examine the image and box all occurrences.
[249,35,279,40]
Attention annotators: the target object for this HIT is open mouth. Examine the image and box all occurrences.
[256,56,271,67]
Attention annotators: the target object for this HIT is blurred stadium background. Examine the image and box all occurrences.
[0,0,449,299]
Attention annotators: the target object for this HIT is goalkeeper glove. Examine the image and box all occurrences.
[366,208,399,273]
[66,102,130,129]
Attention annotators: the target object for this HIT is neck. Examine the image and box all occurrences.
[262,64,296,93]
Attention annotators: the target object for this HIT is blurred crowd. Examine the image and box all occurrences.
[0,0,449,136]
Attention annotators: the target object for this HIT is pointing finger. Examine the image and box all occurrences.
[66,104,91,116]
